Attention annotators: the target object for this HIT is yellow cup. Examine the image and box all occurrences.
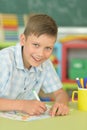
[72,88,87,111]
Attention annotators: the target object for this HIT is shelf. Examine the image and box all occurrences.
[62,40,87,83]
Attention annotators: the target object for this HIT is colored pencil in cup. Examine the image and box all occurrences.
[76,77,82,88]
[84,77,87,88]
[80,78,84,88]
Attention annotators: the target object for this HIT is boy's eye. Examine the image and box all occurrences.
[33,43,39,48]
[45,47,52,51]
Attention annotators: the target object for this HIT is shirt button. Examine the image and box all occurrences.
[24,87,26,90]
[36,81,38,84]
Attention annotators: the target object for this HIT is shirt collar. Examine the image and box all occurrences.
[29,64,44,73]
[15,43,24,70]
[35,61,49,73]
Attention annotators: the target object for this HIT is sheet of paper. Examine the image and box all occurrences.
[0,105,51,121]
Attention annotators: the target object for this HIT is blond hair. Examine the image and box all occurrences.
[24,14,58,38]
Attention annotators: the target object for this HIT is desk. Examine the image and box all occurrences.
[0,102,87,130]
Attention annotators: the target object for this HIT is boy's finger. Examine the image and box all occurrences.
[51,106,59,117]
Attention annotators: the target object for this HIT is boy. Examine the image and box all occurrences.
[0,14,69,117]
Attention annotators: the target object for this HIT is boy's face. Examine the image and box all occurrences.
[20,34,56,69]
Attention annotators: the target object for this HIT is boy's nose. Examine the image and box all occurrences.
[38,49,44,57]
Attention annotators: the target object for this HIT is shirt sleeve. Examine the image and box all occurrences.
[42,60,62,93]
[0,52,11,96]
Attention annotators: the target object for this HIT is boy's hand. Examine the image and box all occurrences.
[49,102,69,117]
[21,100,47,116]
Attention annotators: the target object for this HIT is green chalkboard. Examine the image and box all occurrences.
[0,0,87,26]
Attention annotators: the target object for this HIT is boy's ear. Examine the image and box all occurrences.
[20,34,26,46]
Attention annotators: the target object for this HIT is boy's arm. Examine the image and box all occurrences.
[53,88,69,105]
[0,98,23,111]
[0,98,46,115]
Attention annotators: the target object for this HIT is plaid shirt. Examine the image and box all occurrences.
[0,44,62,100]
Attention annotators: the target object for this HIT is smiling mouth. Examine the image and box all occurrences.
[32,56,42,62]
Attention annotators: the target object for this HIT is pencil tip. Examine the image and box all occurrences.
[76,77,79,80]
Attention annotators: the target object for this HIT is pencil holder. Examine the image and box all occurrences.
[72,88,87,111]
